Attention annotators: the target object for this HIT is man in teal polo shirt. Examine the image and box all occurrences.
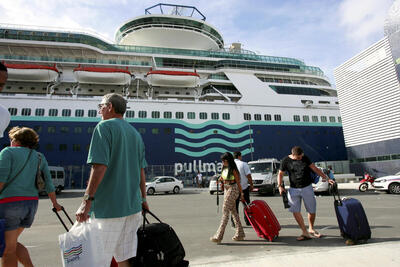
[76,93,148,267]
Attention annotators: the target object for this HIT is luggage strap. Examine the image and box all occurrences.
[52,206,74,232]
[331,183,342,206]
[141,208,163,230]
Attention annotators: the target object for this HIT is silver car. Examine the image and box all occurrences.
[209,175,223,195]
[146,176,184,195]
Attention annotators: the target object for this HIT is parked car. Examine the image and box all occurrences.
[312,167,332,195]
[209,175,223,195]
[146,176,184,195]
[373,172,400,194]
[39,166,65,195]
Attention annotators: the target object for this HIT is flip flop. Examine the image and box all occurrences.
[296,235,311,241]
[309,231,323,238]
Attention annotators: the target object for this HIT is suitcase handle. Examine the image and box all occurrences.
[52,206,74,232]
[331,183,342,206]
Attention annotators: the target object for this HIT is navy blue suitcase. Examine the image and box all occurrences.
[332,184,371,243]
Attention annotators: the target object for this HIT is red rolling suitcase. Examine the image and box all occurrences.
[244,200,281,241]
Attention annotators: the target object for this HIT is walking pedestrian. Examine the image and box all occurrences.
[0,126,62,267]
[277,146,334,241]
[231,151,253,226]
[75,93,148,266]
[210,152,245,243]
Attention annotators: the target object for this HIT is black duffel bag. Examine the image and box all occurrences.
[130,209,189,267]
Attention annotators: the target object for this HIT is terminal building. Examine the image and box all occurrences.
[334,1,400,176]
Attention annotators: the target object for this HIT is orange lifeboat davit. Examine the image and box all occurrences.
[146,70,200,88]
[5,63,59,82]
[73,67,131,85]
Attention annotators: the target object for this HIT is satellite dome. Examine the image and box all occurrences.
[384,0,400,36]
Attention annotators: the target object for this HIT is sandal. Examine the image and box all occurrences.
[309,231,323,238]
[296,235,311,241]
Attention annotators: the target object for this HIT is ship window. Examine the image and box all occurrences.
[33,126,42,133]
[35,108,45,116]
[60,127,69,133]
[75,109,84,117]
[139,111,147,118]
[138,128,146,134]
[59,144,67,151]
[47,126,56,133]
[164,128,171,134]
[312,116,319,122]
[211,113,219,120]
[152,128,159,134]
[200,112,207,120]
[319,101,330,104]
[187,112,195,119]
[254,114,261,121]
[8,108,17,116]
[321,116,327,122]
[22,108,31,116]
[274,114,281,121]
[74,127,82,134]
[293,115,300,122]
[303,115,310,122]
[222,113,230,120]
[244,113,251,121]
[126,110,135,118]
[73,144,81,152]
[87,127,95,134]
[338,116,342,123]
[175,112,184,119]
[264,114,271,121]
[88,110,97,117]
[49,109,58,117]
[45,144,53,151]
[163,111,172,119]
[329,116,336,123]
[152,111,160,118]
[62,109,71,117]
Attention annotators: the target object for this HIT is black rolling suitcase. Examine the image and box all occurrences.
[129,209,189,267]
[332,184,371,244]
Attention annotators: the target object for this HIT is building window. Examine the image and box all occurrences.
[35,108,45,116]
[49,109,58,117]
[303,115,310,122]
[60,127,69,133]
[139,111,147,118]
[254,114,261,121]
[88,110,97,117]
[321,116,327,122]
[312,116,319,122]
[187,112,195,119]
[176,112,184,119]
[75,109,84,117]
[293,115,300,122]
[244,113,251,121]
[62,109,71,117]
[200,112,207,120]
[163,111,172,119]
[22,108,31,116]
[73,144,81,152]
[152,128,159,134]
[8,108,17,116]
[274,114,281,121]
[222,113,230,120]
[329,116,336,122]
[74,127,82,133]
[152,111,160,118]
[47,126,56,133]
[211,113,219,120]
[59,144,67,151]
[264,114,271,121]
[126,110,135,118]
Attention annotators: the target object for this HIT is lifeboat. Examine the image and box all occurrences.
[146,70,200,88]
[5,63,59,82]
[73,67,131,85]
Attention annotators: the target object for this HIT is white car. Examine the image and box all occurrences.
[209,175,223,195]
[146,176,184,195]
[373,172,400,194]
[312,168,331,195]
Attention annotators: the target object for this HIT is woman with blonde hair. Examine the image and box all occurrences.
[0,126,62,267]
[210,152,245,243]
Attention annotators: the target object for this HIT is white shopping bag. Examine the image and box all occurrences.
[59,219,106,267]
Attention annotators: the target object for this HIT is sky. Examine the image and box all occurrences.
[0,0,395,85]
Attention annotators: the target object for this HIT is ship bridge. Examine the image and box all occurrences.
[115,3,224,50]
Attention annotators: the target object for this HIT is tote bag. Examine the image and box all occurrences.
[59,219,107,267]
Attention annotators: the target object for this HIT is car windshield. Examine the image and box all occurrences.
[249,162,272,173]
[151,177,161,182]
[395,171,400,176]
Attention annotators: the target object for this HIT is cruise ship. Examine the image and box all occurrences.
[0,4,346,184]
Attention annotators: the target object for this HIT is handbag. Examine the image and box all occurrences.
[34,153,45,191]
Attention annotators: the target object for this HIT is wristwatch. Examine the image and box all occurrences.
[83,194,95,201]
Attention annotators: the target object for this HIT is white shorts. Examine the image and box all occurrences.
[96,212,142,263]
[288,184,316,214]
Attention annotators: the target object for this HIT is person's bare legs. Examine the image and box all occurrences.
[308,213,321,237]
[118,260,130,267]
[293,212,311,240]
[2,227,33,267]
